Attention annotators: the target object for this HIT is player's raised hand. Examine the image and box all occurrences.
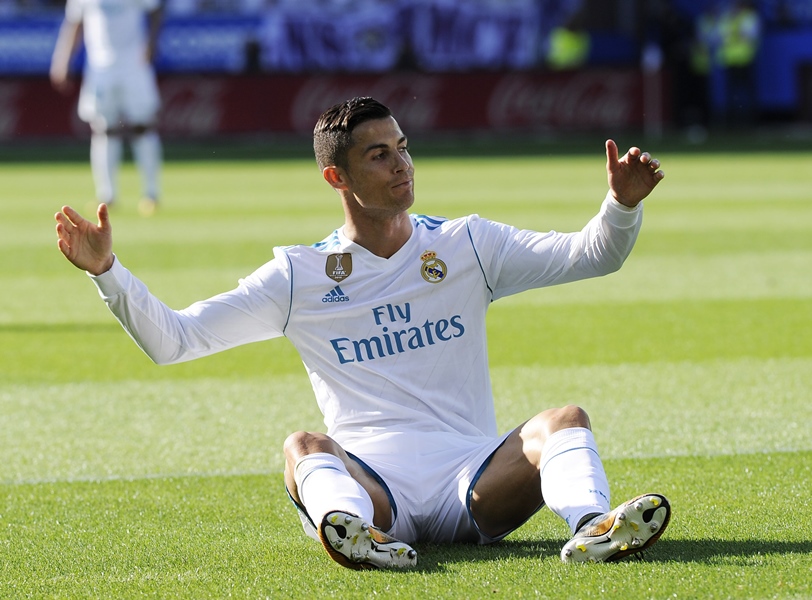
[55,203,114,276]
[605,139,665,208]
[49,65,75,95]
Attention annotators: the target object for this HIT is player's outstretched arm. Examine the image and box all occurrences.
[605,139,665,208]
[55,203,114,276]
[50,20,82,94]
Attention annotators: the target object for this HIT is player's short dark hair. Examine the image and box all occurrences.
[313,97,392,171]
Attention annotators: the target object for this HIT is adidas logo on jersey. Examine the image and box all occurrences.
[323,286,350,303]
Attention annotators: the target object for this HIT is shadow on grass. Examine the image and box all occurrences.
[643,539,812,563]
[409,538,562,571]
[407,538,812,571]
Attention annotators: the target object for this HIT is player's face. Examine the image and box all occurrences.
[342,116,415,215]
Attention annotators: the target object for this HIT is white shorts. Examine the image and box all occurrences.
[78,62,160,130]
[290,429,537,545]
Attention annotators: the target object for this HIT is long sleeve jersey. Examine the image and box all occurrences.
[91,193,642,447]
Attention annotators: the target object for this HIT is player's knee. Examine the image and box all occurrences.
[283,430,340,460]
[283,431,312,458]
[548,404,591,431]
[526,404,591,439]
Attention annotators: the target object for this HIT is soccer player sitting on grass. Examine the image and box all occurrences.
[55,97,670,569]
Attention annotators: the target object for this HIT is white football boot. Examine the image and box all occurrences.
[319,511,417,570]
[561,493,671,563]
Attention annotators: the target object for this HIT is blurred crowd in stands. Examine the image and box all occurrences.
[3,0,812,130]
[0,0,807,21]
[1,0,809,24]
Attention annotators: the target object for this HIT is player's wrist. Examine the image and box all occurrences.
[609,191,639,209]
[89,255,115,276]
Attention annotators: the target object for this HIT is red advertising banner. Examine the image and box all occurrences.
[0,69,661,140]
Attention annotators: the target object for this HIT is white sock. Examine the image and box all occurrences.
[294,453,375,527]
[90,133,122,204]
[131,131,162,201]
[540,427,611,535]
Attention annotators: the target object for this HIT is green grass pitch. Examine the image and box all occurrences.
[1,139,811,598]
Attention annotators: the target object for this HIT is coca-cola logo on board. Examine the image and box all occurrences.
[488,72,641,130]
[159,80,226,135]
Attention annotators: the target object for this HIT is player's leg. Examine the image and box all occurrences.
[470,405,601,535]
[130,123,162,216]
[89,126,123,206]
[283,431,416,569]
[78,70,122,206]
[124,65,162,216]
[469,405,670,562]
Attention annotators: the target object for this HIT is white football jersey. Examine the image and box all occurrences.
[92,194,641,447]
[66,0,159,69]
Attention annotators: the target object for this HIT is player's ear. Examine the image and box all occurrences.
[322,166,349,191]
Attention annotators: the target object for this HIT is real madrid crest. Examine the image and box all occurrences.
[326,253,352,282]
[420,250,447,283]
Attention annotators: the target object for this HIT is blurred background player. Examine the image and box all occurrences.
[50,0,164,216]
